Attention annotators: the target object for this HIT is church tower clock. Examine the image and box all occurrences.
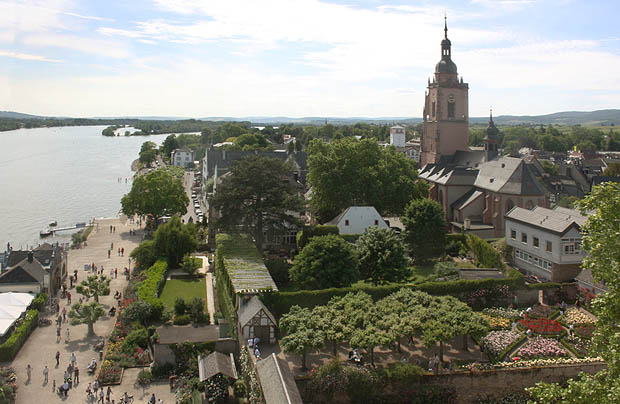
[420,18,469,166]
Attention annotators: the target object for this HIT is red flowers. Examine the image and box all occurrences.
[519,316,564,335]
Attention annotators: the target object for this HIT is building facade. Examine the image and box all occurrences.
[171,148,194,167]
[326,206,388,235]
[505,206,586,282]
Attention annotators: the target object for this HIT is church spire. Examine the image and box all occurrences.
[444,14,448,39]
[489,107,493,123]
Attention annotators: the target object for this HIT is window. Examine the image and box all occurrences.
[522,233,527,243]
[374,219,379,226]
[546,241,552,253]
[533,237,539,248]
[431,101,436,118]
[345,219,349,226]
[447,102,455,119]
[562,238,582,255]
[510,230,516,239]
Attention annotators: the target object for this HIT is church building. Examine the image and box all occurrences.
[418,19,548,238]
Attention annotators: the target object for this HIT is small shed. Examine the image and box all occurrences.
[237,296,277,344]
[198,352,238,381]
[256,353,304,404]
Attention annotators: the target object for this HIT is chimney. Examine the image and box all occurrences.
[27,251,34,263]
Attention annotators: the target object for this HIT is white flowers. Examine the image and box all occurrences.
[516,336,567,359]
[494,356,603,369]
[561,308,596,325]
[482,330,523,357]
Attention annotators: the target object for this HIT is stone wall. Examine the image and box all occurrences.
[423,362,606,403]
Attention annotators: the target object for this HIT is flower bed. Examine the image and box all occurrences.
[518,316,565,336]
[527,304,558,319]
[482,307,521,321]
[575,324,596,339]
[481,314,511,330]
[0,367,17,403]
[482,331,523,358]
[98,360,123,385]
[562,336,592,358]
[560,308,596,325]
[516,336,567,359]
[494,356,602,369]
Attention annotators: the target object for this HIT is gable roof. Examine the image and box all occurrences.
[326,206,384,226]
[451,189,484,211]
[238,296,277,327]
[505,206,587,235]
[7,249,54,268]
[474,157,546,195]
[0,258,45,284]
[198,352,238,381]
[256,353,304,404]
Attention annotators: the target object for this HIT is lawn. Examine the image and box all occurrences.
[160,277,207,309]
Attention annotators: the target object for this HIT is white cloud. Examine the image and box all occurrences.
[21,34,130,59]
[0,50,62,63]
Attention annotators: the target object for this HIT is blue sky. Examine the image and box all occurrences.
[1,0,619,118]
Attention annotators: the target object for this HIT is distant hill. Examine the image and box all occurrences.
[2,109,620,126]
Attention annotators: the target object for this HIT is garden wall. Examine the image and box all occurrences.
[422,362,606,404]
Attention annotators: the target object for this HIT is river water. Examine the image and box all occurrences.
[0,126,169,250]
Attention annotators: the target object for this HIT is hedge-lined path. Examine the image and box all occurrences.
[9,217,174,404]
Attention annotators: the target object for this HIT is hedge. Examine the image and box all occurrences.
[214,238,237,338]
[136,259,168,317]
[296,225,339,249]
[466,233,504,270]
[446,233,467,244]
[261,268,525,317]
[0,309,39,361]
[31,293,48,311]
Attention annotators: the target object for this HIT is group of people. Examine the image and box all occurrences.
[248,337,261,359]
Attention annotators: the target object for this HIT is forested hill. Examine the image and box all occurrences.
[469,109,620,126]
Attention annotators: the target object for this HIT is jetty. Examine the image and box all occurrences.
[40,222,91,237]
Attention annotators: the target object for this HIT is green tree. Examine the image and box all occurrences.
[122,300,156,325]
[76,275,110,303]
[280,306,325,370]
[307,138,428,222]
[557,195,579,209]
[68,301,105,337]
[355,227,408,285]
[349,304,391,367]
[528,182,620,403]
[180,255,201,276]
[210,155,304,251]
[121,169,188,223]
[153,217,198,267]
[235,133,270,150]
[401,199,447,263]
[289,235,359,289]
[161,134,180,159]
[139,141,158,167]
[130,240,158,270]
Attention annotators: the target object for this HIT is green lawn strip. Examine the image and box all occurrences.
[160,278,207,310]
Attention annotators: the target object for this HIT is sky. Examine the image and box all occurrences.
[1,0,620,118]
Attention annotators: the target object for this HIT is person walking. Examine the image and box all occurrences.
[43,365,48,384]
[26,364,32,383]
[108,250,111,259]
[62,307,67,322]
[55,351,60,366]
[65,327,70,343]
[52,379,56,393]
[56,326,61,343]
[73,366,79,384]
[121,247,124,257]
[71,352,76,367]
[106,386,111,402]
[149,393,156,404]
[99,387,105,403]
[114,268,117,279]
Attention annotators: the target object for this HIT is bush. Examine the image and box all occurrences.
[123,327,149,350]
[31,293,48,311]
[173,314,191,325]
[137,369,152,385]
[188,297,206,324]
[466,234,504,269]
[174,297,187,316]
[0,309,39,361]
[434,262,460,280]
[130,240,158,270]
[137,259,168,319]
[181,255,202,276]
[151,362,174,379]
[296,225,339,249]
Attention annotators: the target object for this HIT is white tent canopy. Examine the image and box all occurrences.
[0,292,35,336]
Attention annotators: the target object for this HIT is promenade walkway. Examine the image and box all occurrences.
[9,217,174,404]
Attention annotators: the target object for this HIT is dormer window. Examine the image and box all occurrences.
[489,178,494,183]
[345,220,349,226]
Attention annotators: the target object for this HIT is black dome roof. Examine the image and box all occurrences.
[435,57,458,74]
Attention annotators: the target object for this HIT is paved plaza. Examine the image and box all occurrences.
[7,217,176,404]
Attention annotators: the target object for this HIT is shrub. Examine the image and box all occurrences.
[174,297,187,316]
[123,327,149,350]
[0,309,39,361]
[181,255,202,276]
[466,233,504,269]
[434,262,460,280]
[188,297,206,324]
[151,362,174,379]
[137,370,152,385]
[137,259,168,305]
[130,240,158,270]
[173,314,191,325]
[31,293,48,311]
[296,225,339,249]
[264,257,291,288]
[233,379,247,398]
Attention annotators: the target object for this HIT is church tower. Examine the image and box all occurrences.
[483,109,499,161]
[420,17,469,166]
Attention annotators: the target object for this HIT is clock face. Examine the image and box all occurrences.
[448,94,455,103]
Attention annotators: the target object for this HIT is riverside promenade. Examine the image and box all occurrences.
[10,217,174,404]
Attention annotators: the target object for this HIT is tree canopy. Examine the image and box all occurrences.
[139,141,158,167]
[401,198,447,263]
[153,216,198,267]
[121,168,188,222]
[280,306,325,370]
[528,182,620,403]
[76,275,110,303]
[289,234,359,289]
[307,137,428,223]
[68,301,105,336]
[356,227,408,285]
[161,134,180,159]
[210,155,304,250]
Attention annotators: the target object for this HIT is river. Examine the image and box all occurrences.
[0,126,170,250]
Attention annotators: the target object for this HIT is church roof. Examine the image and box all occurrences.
[474,157,547,195]
[451,189,484,211]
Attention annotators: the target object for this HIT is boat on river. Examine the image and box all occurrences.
[49,220,58,227]
[40,229,53,237]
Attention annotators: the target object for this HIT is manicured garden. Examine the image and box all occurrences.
[160,278,207,311]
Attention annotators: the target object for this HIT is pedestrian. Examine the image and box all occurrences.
[52,379,56,393]
[569,324,574,337]
[108,250,111,259]
[26,364,32,383]
[114,268,117,279]
[106,386,111,401]
[62,306,66,322]
[576,299,581,309]
[70,276,73,288]
[93,379,99,391]
[65,327,70,343]
[149,393,156,404]
[71,352,76,367]
[513,294,519,308]
[56,302,60,313]
[110,225,112,233]
[43,365,49,384]
[56,351,60,366]
[74,270,78,281]
[56,326,61,343]
[111,242,114,250]
[117,248,120,256]
[121,247,124,256]
[158,399,163,404]
[74,366,79,384]
[99,386,104,403]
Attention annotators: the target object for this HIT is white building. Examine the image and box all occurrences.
[171,148,194,168]
[326,206,388,235]
[390,125,406,148]
[505,206,587,282]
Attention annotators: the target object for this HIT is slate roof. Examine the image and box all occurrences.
[0,258,45,284]
[156,325,220,344]
[256,353,304,404]
[474,157,546,195]
[451,189,483,211]
[7,250,54,268]
[505,206,587,235]
[198,352,237,381]
[238,296,277,328]
[326,206,386,226]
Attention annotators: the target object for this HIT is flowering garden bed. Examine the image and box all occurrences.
[561,336,592,358]
[575,324,596,339]
[481,314,511,330]
[0,367,17,403]
[527,304,559,319]
[482,330,525,362]
[518,316,565,336]
[98,361,124,386]
[559,308,596,325]
[515,336,567,359]
[482,307,521,321]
